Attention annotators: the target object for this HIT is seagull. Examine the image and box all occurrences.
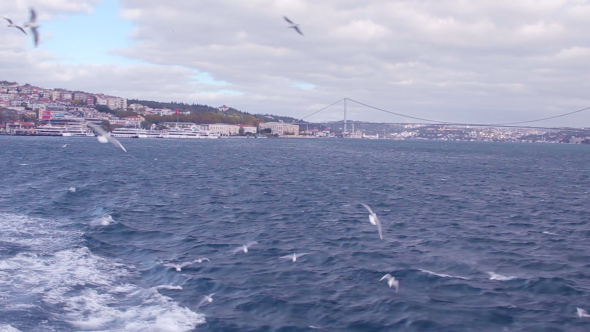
[578,308,590,318]
[23,8,39,47]
[163,261,194,272]
[233,241,258,254]
[61,144,68,148]
[283,16,304,36]
[280,253,309,262]
[86,122,127,152]
[193,258,210,263]
[3,17,27,35]
[380,274,399,293]
[196,293,215,309]
[358,202,383,240]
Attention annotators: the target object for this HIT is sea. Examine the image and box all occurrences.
[1,136,590,332]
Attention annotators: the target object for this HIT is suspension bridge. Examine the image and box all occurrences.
[293,98,590,131]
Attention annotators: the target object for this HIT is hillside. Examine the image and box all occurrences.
[128,99,299,125]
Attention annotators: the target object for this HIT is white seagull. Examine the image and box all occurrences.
[193,258,210,263]
[380,274,399,293]
[233,241,258,254]
[163,261,194,272]
[86,122,127,152]
[23,8,39,47]
[3,17,27,35]
[578,308,590,318]
[61,144,68,148]
[280,253,309,262]
[196,293,215,309]
[283,16,304,36]
[358,202,383,240]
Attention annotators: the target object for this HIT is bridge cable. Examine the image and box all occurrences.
[297,98,344,122]
[347,98,590,127]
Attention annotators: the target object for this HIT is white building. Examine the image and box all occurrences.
[205,123,240,136]
[258,122,300,136]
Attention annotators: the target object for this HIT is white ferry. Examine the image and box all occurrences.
[163,129,219,139]
[36,124,94,137]
[112,128,163,138]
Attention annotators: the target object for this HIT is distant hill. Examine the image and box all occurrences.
[128,99,299,125]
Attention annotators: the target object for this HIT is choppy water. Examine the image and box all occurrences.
[1,136,590,331]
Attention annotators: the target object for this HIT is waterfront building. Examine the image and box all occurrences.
[239,124,257,134]
[206,123,240,136]
[258,122,300,136]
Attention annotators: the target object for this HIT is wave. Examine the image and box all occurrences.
[0,213,203,331]
[487,272,518,281]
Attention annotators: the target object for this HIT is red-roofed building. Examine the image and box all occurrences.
[4,121,36,135]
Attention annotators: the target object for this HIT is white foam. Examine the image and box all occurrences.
[0,213,204,331]
[155,285,183,290]
[0,325,22,332]
[419,269,469,280]
[487,272,517,281]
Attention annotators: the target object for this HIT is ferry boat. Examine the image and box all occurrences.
[163,129,219,139]
[112,127,163,138]
[36,124,94,137]
[111,127,142,138]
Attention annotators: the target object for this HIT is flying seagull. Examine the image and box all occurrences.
[196,293,215,309]
[86,122,127,152]
[358,202,383,240]
[163,261,194,272]
[233,241,258,254]
[380,274,399,293]
[3,17,27,35]
[280,253,309,262]
[193,258,210,263]
[283,16,303,36]
[23,8,39,47]
[578,308,590,318]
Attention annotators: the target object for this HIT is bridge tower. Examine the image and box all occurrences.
[343,98,348,133]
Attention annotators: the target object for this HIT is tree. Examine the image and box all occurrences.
[95,105,114,115]
[260,128,272,134]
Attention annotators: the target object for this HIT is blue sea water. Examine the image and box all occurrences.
[1,136,590,332]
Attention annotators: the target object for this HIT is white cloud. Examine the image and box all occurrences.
[2,0,590,126]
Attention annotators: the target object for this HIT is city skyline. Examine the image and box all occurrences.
[2,0,590,126]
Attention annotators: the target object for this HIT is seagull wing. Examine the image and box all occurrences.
[16,26,27,35]
[293,26,304,36]
[380,273,392,281]
[29,8,37,23]
[31,27,38,46]
[4,17,13,24]
[196,297,208,309]
[374,214,383,240]
[106,135,127,152]
[283,16,294,24]
[87,122,108,136]
[358,202,375,215]
[280,254,295,260]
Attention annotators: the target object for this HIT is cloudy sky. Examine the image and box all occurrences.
[2,0,590,126]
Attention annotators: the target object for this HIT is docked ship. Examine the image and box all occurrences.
[163,129,219,139]
[111,127,163,138]
[36,124,94,137]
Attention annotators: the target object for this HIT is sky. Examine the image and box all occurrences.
[2,0,590,127]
